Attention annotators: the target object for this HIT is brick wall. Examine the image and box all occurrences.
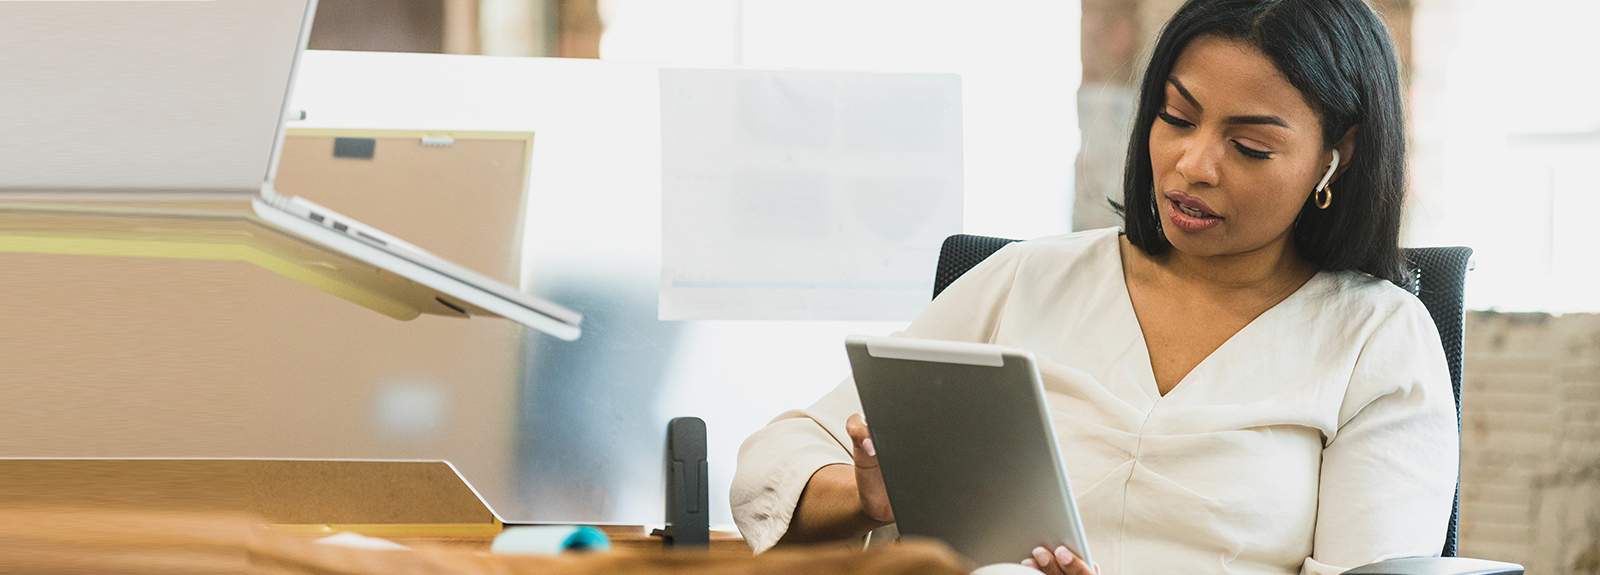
[1461,311,1600,573]
[1074,0,1178,231]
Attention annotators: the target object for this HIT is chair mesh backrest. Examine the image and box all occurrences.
[932,235,1021,300]
[934,235,1473,558]
[1402,246,1474,558]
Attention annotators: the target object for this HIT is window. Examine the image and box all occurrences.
[1408,0,1600,313]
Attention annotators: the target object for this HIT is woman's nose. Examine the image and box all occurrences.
[1175,138,1222,187]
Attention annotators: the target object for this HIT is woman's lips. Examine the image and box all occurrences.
[1164,190,1219,217]
[1163,191,1222,232]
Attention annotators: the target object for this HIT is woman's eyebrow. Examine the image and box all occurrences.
[1168,77,1203,112]
[1224,115,1291,128]
[1168,76,1291,129]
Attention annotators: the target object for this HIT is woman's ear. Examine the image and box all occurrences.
[1332,125,1358,181]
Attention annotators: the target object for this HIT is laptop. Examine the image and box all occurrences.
[0,0,580,340]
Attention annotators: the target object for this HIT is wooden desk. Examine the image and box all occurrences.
[0,459,958,574]
[384,524,753,558]
[0,507,968,575]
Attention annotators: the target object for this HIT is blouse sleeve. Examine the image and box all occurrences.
[1302,299,1461,574]
[729,242,1027,552]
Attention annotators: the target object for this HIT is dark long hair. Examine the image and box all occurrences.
[1117,0,1408,285]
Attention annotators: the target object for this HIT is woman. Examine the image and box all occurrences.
[731,1,1458,574]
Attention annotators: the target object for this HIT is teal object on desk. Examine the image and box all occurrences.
[491,525,611,555]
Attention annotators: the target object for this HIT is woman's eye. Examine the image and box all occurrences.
[1156,110,1194,129]
[1231,140,1272,160]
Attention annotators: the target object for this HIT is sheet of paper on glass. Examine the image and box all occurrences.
[659,68,963,321]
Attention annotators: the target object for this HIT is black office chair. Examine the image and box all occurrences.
[932,234,1523,575]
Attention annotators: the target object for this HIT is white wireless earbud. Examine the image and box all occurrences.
[1315,149,1340,192]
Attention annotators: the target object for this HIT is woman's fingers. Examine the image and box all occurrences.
[845,413,874,460]
[1056,546,1095,575]
[1021,546,1094,575]
[844,413,893,522]
[845,413,879,467]
[1030,547,1058,574]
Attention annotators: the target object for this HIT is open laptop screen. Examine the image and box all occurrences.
[0,0,314,193]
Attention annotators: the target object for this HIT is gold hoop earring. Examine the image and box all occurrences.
[1315,183,1333,210]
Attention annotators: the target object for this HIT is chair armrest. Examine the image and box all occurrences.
[1342,557,1524,575]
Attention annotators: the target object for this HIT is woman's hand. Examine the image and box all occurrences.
[1021,545,1097,575]
[845,413,894,522]
[777,413,894,545]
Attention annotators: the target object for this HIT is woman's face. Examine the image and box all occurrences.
[1148,35,1346,259]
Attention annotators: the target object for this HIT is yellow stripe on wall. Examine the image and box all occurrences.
[0,235,420,321]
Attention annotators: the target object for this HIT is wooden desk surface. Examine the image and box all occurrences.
[0,506,968,575]
[386,524,754,558]
[0,460,966,574]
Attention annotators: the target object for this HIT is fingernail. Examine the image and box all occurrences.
[1055,546,1074,565]
[1021,559,1035,569]
[1032,546,1051,566]
[863,438,876,457]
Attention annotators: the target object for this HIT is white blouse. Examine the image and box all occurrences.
[731,228,1459,575]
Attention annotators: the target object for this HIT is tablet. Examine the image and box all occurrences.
[846,335,1092,566]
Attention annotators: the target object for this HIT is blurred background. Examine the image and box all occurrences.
[306,0,1600,312]
[2,0,1595,572]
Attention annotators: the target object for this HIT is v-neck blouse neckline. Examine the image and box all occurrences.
[1106,233,1329,401]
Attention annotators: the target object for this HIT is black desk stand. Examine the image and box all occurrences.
[655,417,709,547]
